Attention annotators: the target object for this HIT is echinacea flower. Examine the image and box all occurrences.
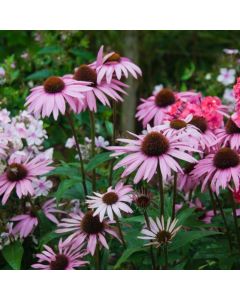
[11,199,64,238]
[177,162,198,193]
[216,118,240,150]
[155,114,201,147]
[56,211,120,255]
[188,116,217,151]
[132,188,152,209]
[0,153,54,204]
[189,198,215,224]
[217,68,236,86]
[65,64,127,112]
[93,46,142,84]
[192,147,240,194]
[108,125,199,184]
[32,239,88,270]
[136,88,176,127]
[138,216,181,248]
[25,76,91,120]
[86,181,133,221]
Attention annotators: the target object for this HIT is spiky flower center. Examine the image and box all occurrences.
[189,116,208,133]
[44,76,65,94]
[184,163,196,174]
[106,52,121,62]
[226,119,240,134]
[213,147,240,169]
[102,192,119,205]
[50,254,69,270]
[170,119,187,130]
[155,88,175,108]
[81,211,104,234]
[141,132,169,157]
[73,65,97,86]
[156,230,172,244]
[135,195,151,208]
[6,163,28,182]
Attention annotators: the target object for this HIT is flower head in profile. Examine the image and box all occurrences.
[25,76,91,120]
[192,147,240,194]
[108,125,199,184]
[92,45,142,84]
[132,188,152,209]
[189,198,215,224]
[32,239,88,270]
[86,182,133,221]
[65,64,127,112]
[0,152,54,204]
[177,162,198,193]
[136,88,176,127]
[138,216,181,248]
[216,117,240,150]
[56,211,120,255]
[217,68,236,86]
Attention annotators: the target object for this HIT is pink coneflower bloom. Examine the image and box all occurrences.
[136,88,176,127]
[155,114,201,147]
[25,76,91,120]
[86,181,133,221]
[11,199,64,237]
[65,65,128,112]
[188,116,217,151]
[108,125,199,184]
[11,213,38,238]
[132,188,152,209]
[189,198,215,224]
[176,91,202,105]
[216,118,240,150]
[32,239,88,270]
[93,46,142,84]
[138,216,181,248]
[192,147,240,194]
[177,162,198,193]
[56,211,120,255]
[0,153,54,204]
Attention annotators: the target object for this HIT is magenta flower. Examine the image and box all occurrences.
[192,147,240,194]
[177,163,198,193]
[136,88,176,127]
[108,125,199,184]
[86,181,133,221]
[0,153,54,204]
[56,211,120,255]
[25,76,91,120]
[216,118,240,150]
[93,46,142,84]
[65,65,127,112]
[11,213,38,238]
[32,239,88,270]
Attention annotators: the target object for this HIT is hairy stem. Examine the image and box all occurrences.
[89,111,96,191]
[172,172,177,220]
[157,165,164,217]
[109,101,117,186]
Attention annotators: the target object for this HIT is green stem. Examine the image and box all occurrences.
[214,192,233,252]
[114,214,127,249]
[89,111,96,191]
[143,210,157,270]
[163,244,168,270]
[94,243,100,270]
[172,172,177,220]
[109,101,117,186]
[228,189,240,252]
[65,110,87,196]
[157,165,164,217]
[208,185,217,216]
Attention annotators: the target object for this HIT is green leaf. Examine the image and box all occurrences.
[2,241,24,270]
[86,152,111,172]
[114,247,145,269]
[169,230,222,251]
[37,46,63,55]
[181,63,195,81]
[26,69,53,81]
